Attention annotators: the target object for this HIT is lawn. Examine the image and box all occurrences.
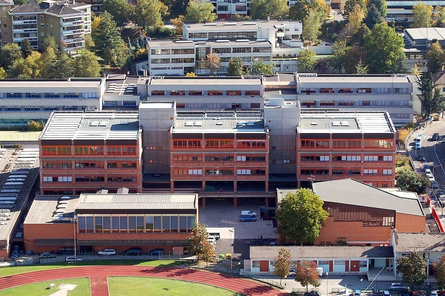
[0,277,89,296]
[0,259,186,277]
[108,277,241,296]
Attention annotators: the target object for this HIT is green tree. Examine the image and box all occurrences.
[250,60,274,75]
[364,4,382,29]
[40,46,57,78]
[435,255,445,289]
[350,23,370,46]
[74,50,101,77]
[93,12,128,66]
[343,0,366,17]
[40,36,57,52]
[397,252,427,290]
[185,0,216,23]
[273,248,292,287]
[276,189,328,245]
[426,42,444,73]
[368,0,386,17]
[396,169,430,194]
[302,8,322,44]
[20,39,33,58]
[331,40,349,73]
[26,120,45,131]
[418,72,445,118]
[289,0,310,21]
[297,49,316,72]
[54,48,74,78]
[188,223,209,262]
[134,0,167,30]
[250,0,289,20]
[343,45,367,73]
[103,0,131,27]
[433,6,445,26]
[364,23,405,73]
[296,261,320,293]
[0,67,6,79]
[164,0,189,19]
[205,52,220,75]
[227,58,244,76]
[200,240,216,264]
[355,59,368,74]
[0,43,22,71]
[9,51,42,78]
[343,4,365,37]
[412,2,433,28]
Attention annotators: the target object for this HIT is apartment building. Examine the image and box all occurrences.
[144,76,264,110]
[39,112,142,195]
[291,74,414,127]
[386,0,445,22]
[9,0,91,55]
[0,79,104,127]
[24,192,198,255]
[296,112,396,188]
[0,0,13,48]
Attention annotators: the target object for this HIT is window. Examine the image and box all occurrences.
[320,155,329,161]
[112,216,119,231]
[364,155,378,162]
[383,155,393,161]
[383,169,393,175]
[119,216,127,231]
[188,169,202,175]
[364,169,377,175]
[333,140,346,148]
[145,216,154,231]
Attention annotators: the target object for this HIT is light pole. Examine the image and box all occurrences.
[72,216,77,263]
[326,272,329,296]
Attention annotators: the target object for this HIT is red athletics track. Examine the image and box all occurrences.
[0,265,288,296]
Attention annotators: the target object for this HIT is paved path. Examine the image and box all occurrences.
[0,265,287,296]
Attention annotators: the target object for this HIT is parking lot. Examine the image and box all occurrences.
[199,199,277,258]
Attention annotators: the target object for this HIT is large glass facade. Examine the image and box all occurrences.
[78,214,196,233]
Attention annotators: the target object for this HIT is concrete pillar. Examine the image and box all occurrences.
[202,196,206,208]
[234,196,238,207]
[264,197,269,207]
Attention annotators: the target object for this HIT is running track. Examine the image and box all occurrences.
[0,265,288,296]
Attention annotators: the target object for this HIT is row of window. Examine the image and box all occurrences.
[300,169,393,176]
[300,140,393,149]
[172,155,266,162]
[2,92,98,99]
[172,139,266,149]
[78,215,196,233]
[299,155,393,162]
[43,176,137,183]
[299,87,409,94]
[173,168,266,176]
[150,90,261,96]
[42,161,137,169]
[42,146,137,156]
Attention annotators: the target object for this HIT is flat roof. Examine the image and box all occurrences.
[298,112,395,134]
[139,102,175,109]
[296,74,410,84]
[148,76,262,87]
[104,76,139,97]
[39,112,140,141]
[393,232,445,253]
[24,195,79,224]
[278,179,424,217]
[172,111,266,134]
[0,79,102,89]
[404,27,445,41]
[250,246,394,259]
[77,193,198,211]
[148,39,272,48]
[184,20,301,32]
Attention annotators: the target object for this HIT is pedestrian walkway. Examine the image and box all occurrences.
[0,265,287,296]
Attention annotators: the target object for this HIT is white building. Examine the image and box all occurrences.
[0,79,104,126]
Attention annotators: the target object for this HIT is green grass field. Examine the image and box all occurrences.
[108,277,241,296]
[0,278,90,296]
[0,259,186,277]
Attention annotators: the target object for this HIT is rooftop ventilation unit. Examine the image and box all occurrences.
[204,23,217,26]
[98,121,107,127]
[235,39,249,42]
[89,121,99,127]
[216,121,223,125]
[216,39,230,43]
[243,22,256,25]
[310,122,318,125]
[194,121,202,127]
[331,121,341,126]
[223,22,236,26]
[185,121,194,127]
[340,121,350,126]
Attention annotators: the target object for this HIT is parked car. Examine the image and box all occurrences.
[425,168,433,175]
[430,133,440,141]
[39,252,56,259]
[432,181,440,189]
[417,154,426,162]
[431,291,438,296]
[427,173,436,182]
[240,210,257,222]
[124,247,142,256]
[65,256,82,263]
[98,249,116,256]
[390,283,409,290]
[415,142,422,150]
[424,164,431,171]
[148,249,164,256]
[289,266,296,277]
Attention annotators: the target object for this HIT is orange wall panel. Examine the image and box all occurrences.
[395,213,426,233]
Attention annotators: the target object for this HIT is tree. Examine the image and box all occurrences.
[93,12,128,66]
[350,23,370,46]
[0,43,22,71]
[40,36,57,52]
[205,52,220,75]
[367,0,386,17]
[276,189,328,244]
[296,261,320,293]
[344,45,367,73]
[364,4,382,29]
[343,0,366,17]
[227,58,244,76]
[344,4,365,37]
[397,252,427,290]
[435,255,445,289]
[364,23,405,73]
[418,72,445,117]
[74,50,101,77]
[302,8,322,44]
[289,0,310,21]
[164,0,189,19]
[396,169,430,194]
[171,15,185,35]
[426,42,444,73]
[185,0,216,23]
[249,0,289,20]
[200,240,216,264]
[331,40,349,73]
[433,6,445,26]
[250,60,274,75]
[20,39,33,58]
[0,67,6,79]
[27,120,45,131]
[273,248,292,287]
[54,48,74,78]
[134,0,167,30]
[314,58,331,73]
[9,51,42,78]
[102,0,131,26]
[297,49,316,72]
[412,2,433,28]
[188,223,209,262]
[40,46,57,78]
[355,59,368,74]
